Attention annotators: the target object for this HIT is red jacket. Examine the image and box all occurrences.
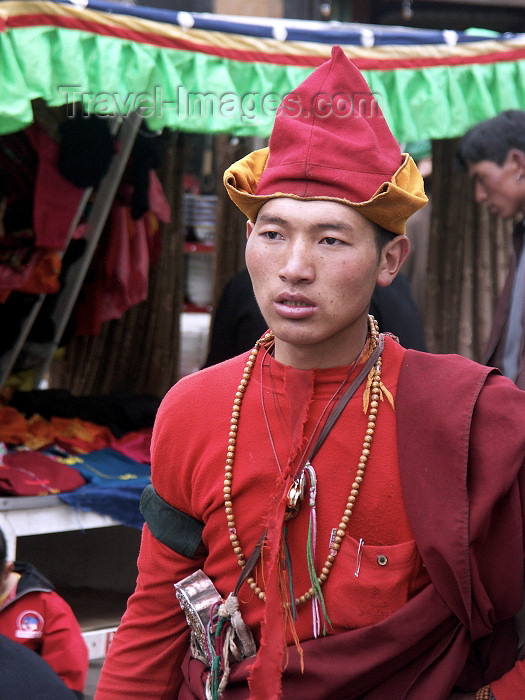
[0,562,88,694]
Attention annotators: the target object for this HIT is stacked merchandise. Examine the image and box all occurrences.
[0,389,160,528]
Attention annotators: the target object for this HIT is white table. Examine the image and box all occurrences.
[0,494,121,559]
[0,495,126,659]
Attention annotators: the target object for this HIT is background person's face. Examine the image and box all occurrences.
[468,154,525,219]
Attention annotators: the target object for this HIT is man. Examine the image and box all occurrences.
[456,110,525,389]
[96,48,525,699]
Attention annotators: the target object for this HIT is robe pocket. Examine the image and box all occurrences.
[326,535,428,630]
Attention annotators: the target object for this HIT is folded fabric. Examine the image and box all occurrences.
[50,416,115,454]
[109,428,152,464]
[0,406,117,453]
[55,447,151,529]
[0,407,30,446]
[0,248,61,299]
[59,482,148,530]
[0,450,86,496]
[51,447,151,486]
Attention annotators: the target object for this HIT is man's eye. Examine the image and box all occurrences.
[264,230,281,240]
[321,237,339,245]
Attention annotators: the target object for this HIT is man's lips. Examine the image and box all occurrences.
[273,294,317,318]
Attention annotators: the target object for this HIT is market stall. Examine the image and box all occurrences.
[0,0,524,660]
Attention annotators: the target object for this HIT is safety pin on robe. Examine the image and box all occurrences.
[355,538,364,578]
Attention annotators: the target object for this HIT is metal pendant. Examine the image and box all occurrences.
[284,469,306,521]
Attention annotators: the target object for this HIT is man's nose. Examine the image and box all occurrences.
[474,181,487,203]
[278,241,314,283]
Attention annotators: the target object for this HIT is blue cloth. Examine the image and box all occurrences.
[56,448,150,529]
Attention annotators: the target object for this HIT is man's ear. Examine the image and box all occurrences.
[245,220,254,240]
[506,148,525,178]
[376,235,410,287]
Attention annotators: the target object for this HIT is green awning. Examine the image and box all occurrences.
[1,0,525,141]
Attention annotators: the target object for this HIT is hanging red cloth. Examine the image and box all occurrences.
[74,171,170,336]
[25,122,85,250]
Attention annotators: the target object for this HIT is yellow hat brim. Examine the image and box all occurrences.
[224,148,428,236]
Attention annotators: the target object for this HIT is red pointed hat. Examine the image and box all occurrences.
[224,46,427,235]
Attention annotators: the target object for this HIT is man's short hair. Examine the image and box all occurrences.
[374,223,396,257]
[456,110,525,170]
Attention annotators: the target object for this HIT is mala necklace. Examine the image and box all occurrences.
[223,317,383,608]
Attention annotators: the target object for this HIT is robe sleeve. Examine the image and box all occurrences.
[95,525,205,698]
[95,368,234,698]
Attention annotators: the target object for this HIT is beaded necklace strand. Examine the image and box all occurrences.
[223,316,382,607]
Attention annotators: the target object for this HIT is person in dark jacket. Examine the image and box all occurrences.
[0,633,78,699]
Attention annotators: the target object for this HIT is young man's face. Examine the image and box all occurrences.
[245,197,407,369]
[468,152,525,219]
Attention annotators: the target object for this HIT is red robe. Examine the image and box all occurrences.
[96,337,525,699]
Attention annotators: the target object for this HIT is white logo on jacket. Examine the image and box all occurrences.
[15,610,44,638]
